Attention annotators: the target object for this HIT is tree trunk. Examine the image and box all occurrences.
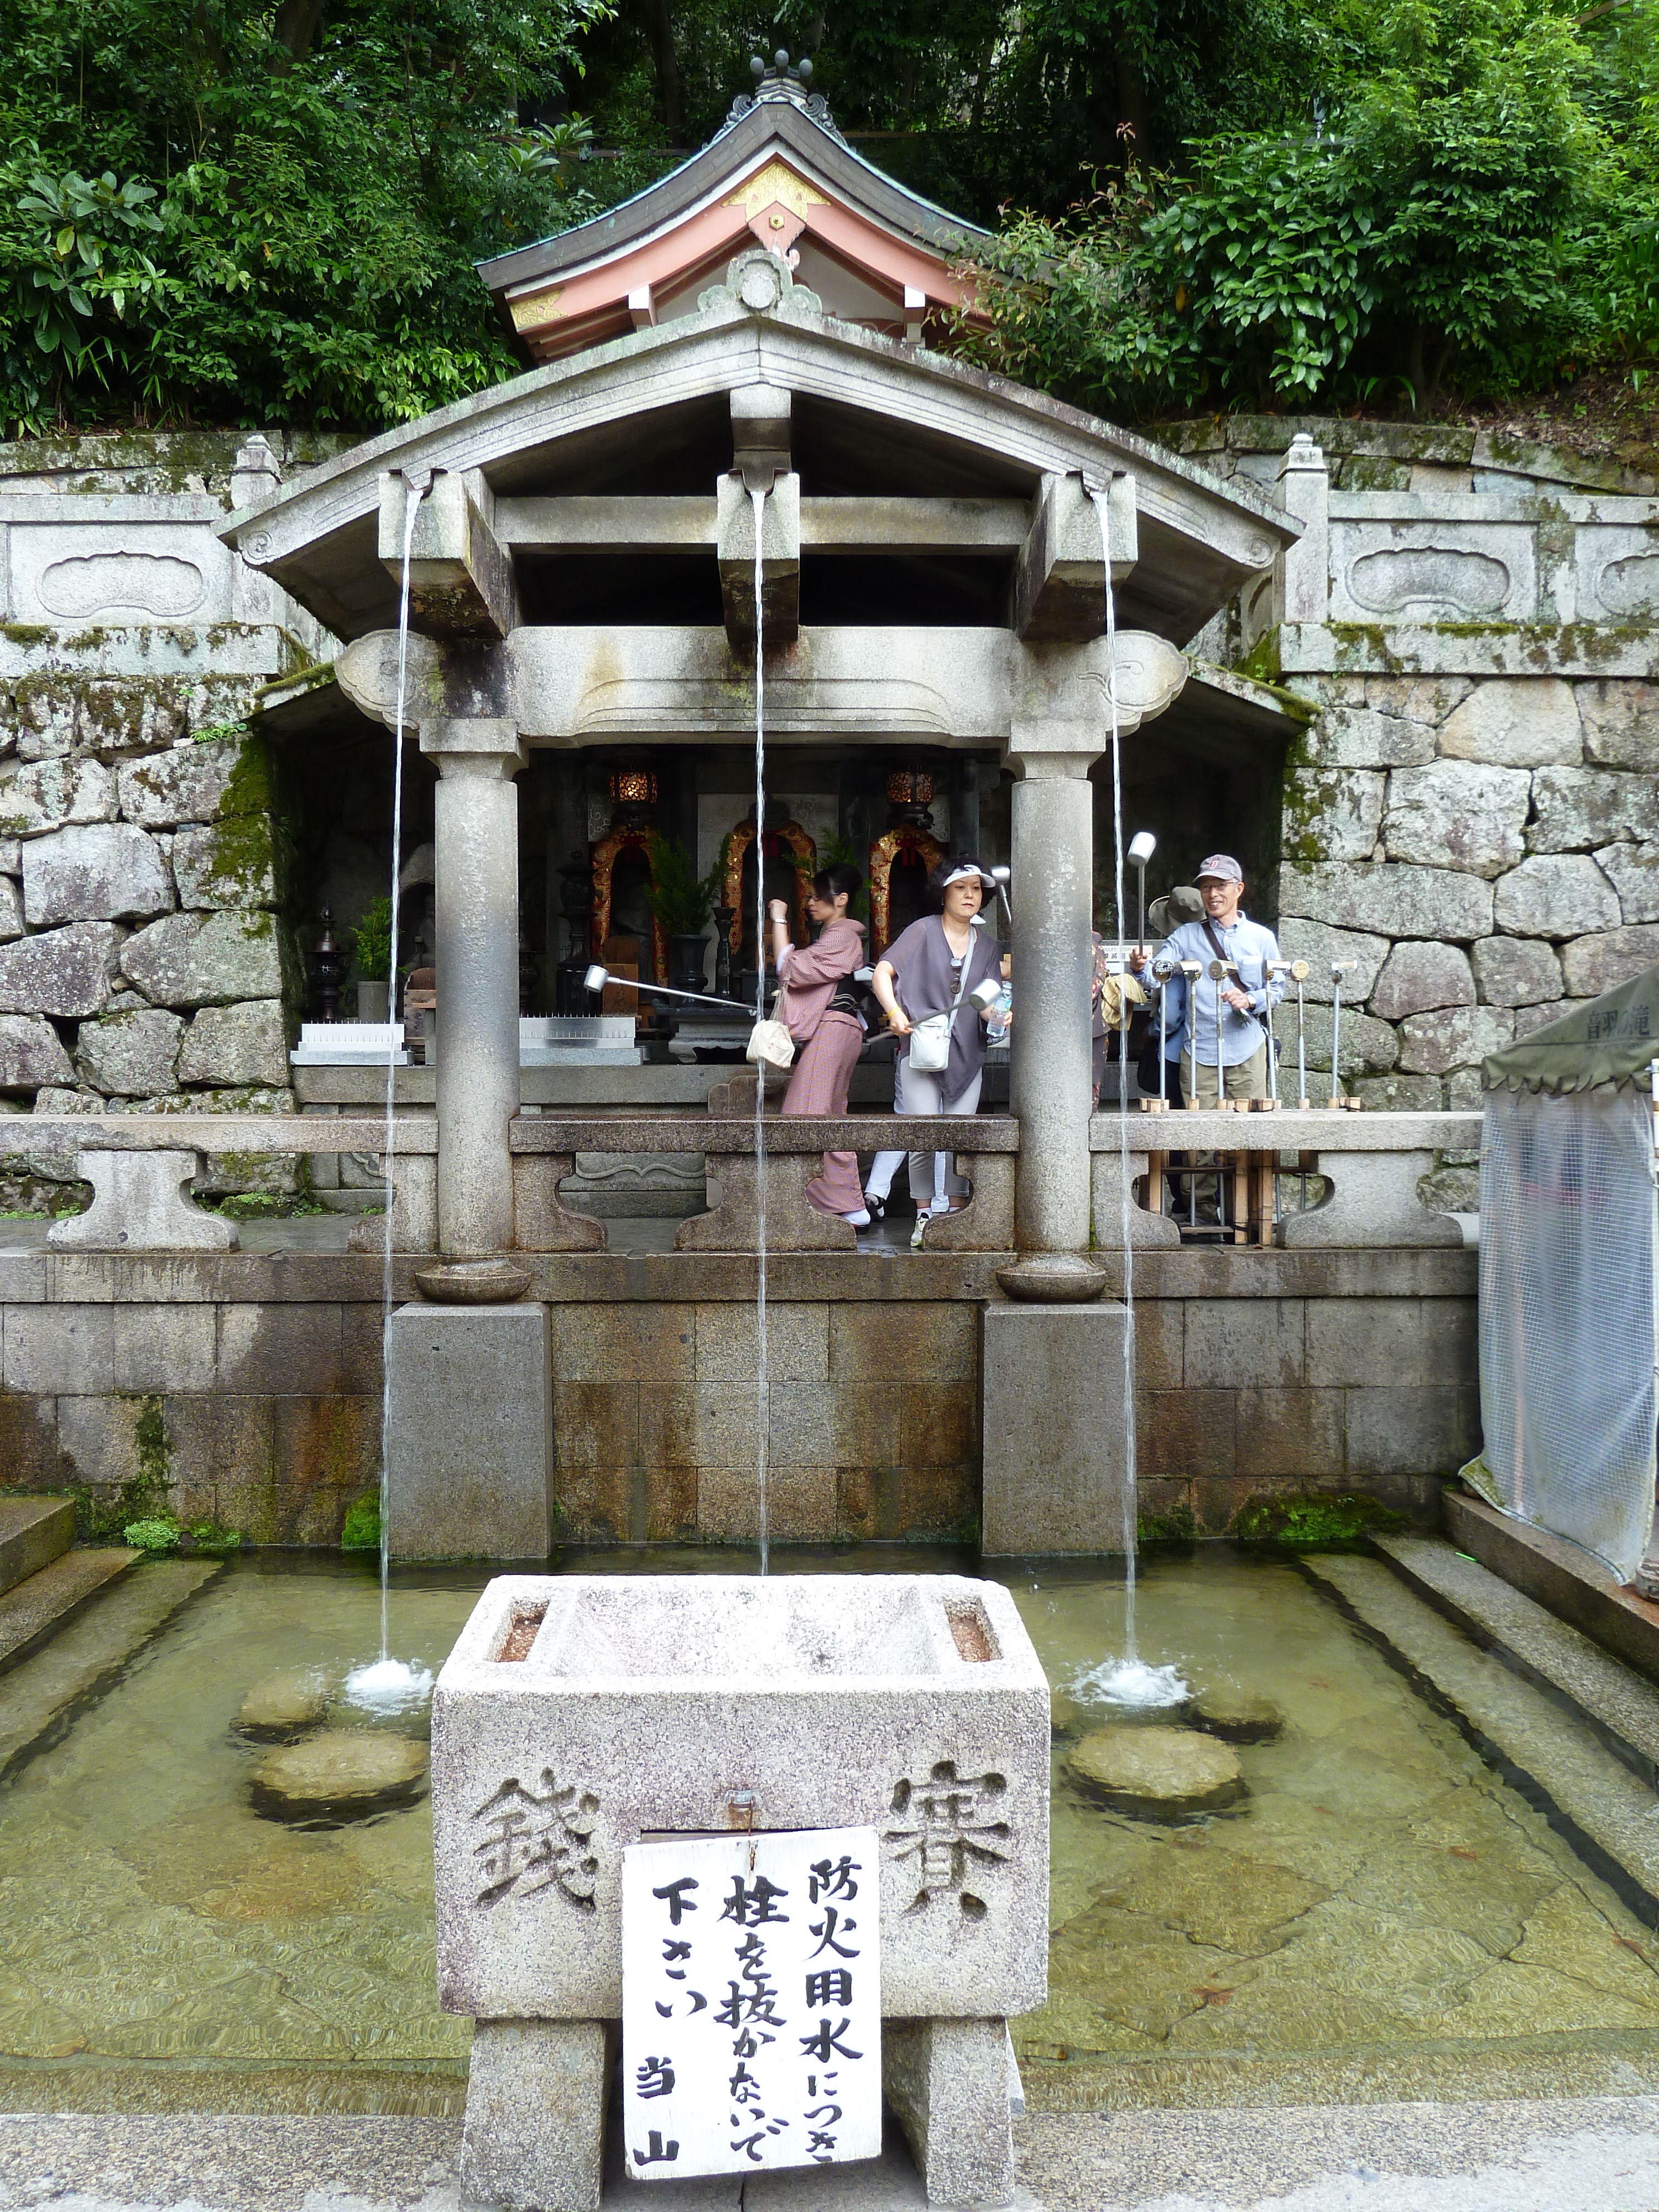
[634,0,682,138]
[1115,50,1152,165]
[272,0,327,70]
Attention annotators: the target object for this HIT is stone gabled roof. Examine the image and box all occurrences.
[477,76,988,364]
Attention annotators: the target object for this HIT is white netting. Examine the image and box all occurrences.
[1475,1086,1656,1582]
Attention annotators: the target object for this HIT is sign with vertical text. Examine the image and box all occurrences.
[621,1827,881,2182]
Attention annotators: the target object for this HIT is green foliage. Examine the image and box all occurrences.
[644,833,721,935]
[351,895,393,983]
[958,0,1656,412]
[341,1491,382,1551]
[0,0,609,431]
[1232,1489,1407,1547]
[123,1516,180,1552]
[1137,1500,1198,1546]
[187,1520,243,1554]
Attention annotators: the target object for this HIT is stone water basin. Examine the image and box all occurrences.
[431,1574,1050,2022]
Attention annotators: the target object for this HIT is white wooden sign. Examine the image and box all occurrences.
[621,1825,882,2182]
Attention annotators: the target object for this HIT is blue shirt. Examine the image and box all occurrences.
[1147,913,1285,1068]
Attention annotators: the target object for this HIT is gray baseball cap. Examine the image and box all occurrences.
[1196,853,1244,884]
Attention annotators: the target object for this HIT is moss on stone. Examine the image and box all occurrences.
[1232,1490,1407,1548]
[1137,1502,1198,1547]
[1235,630,1282,684]
[2,625,51,648]
[341,1493,382,1552]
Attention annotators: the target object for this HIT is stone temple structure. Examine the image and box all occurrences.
[0,64,1653,1551]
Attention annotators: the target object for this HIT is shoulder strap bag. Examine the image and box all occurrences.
[906,941,974,1073]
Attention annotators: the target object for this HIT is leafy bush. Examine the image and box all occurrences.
[351,897,393,984]
[187,1521,243,1555]
[644,834,721,936]
[124,1516,181,1552]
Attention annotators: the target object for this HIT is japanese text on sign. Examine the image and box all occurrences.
[621,1827,881,2182]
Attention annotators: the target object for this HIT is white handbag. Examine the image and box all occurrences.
[745,1018,796,1069]
[905,956,973,1073]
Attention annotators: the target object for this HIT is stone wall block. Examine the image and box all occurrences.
[171,817,277,910]
[74,1005,184,1095]
[1470,935,1563,1006]
[1383,761,1530,878]
[12,682,76,762]
[0,921,126,1016]
[1397,1004,1514,1076]
[1285,767,1384,861]
[1595,842,1659,925]
[1305,707,1433,769]
[1492,855,1620,938]
[178,999,288,1087]
[1513,999,1568,1038]
[1274,917,1390,1003]
[1577,680,1659,770]
[0,841,19,878]
[1368,941,1475,1020]
[0,878,23,943]
[0,1014,73,1092]
[22,823,173,927]
[1280,862,1494,940]
[1352,1072,1444,1110]
[1529,769,1659,855]
[1345,1384,1476,1477]
[549,1303,695,1384]
[1561,925,1659,999]
[75,682,188,759]
[0,756,116,836]
[1183,1298,1305,1389]
[1233,1387,1347,1480]
[116,738,243,828]
[119,910,283,1007]
[695,1302,828,1383]
[1438,677,1582,767]
[1365,675,1473,726]
[1295,1001,1400,1077]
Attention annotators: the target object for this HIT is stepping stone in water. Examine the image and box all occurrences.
[236,1668,328,1741]
[1068,1725,1246,1820]
[251,1729,427,1824]
[1190,1684,1284,1744]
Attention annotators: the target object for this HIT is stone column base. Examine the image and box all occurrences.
[883,2015,1016,2206]
[384,1301,551,1559]
[461,2018,612,2212]
[982,1301,1128,1555]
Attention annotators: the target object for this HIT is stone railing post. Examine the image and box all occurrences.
[421,718,527,1255]
[1004,718,1102,1292]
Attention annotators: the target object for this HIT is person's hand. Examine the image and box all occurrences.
[1128,947,1150,973]
[1222,984,1252,1012]
[885,1007,914,1036]
[766,899,789,923]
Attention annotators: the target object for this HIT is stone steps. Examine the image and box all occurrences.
[1301,1549,1659,1923]
[0,1558,221,1782]
[1373,1532,1659,1788]
[0,1546,139,1673]
[0,1494,76,1596]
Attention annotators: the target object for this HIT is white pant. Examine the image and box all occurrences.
[865,1060,984,1209]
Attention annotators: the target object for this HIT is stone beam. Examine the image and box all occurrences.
[731,382,791,487]
[1012,471,1137,641]
[717,470,800,648]
[379,469,517,641]
[492,494,1030,555]
[335,624,1186,748]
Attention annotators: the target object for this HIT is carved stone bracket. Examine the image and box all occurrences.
[676,1154,855,1251]
[1089,1146,1182,1249]
[1278,1149,1463,1248]
[916,1156,1016,1251]
[513,1154,608,1251]
[49,1149,237,1252]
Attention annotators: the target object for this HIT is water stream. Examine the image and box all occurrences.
[1083,483,1187,1712]
[750,481,771,1578]
[347,468,434,1710]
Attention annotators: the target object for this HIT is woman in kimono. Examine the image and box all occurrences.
[768,863,870,1225]
[863,857,1005,1248]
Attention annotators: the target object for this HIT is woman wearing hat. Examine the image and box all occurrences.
[864,856,1005,1248]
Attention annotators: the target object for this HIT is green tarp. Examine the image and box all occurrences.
[1481,964,1659,1095]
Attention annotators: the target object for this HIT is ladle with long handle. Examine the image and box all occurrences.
[1329,961,1357,1108]
[584,963,757,1019]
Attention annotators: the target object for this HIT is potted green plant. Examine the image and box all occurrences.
[644,834,721,993]
[352,895,393,1021]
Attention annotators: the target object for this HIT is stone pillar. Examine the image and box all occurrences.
[422,719,527,1255]
[1006,722,1100,1266]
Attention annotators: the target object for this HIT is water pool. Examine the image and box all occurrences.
[1,1545,1656,2115]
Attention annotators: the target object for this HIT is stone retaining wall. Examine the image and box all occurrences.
[0,1246,1475,1551]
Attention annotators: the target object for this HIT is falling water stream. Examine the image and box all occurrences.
[345,467,434,1713]
[1074,484,1188,1713]
[752,482,771,1578]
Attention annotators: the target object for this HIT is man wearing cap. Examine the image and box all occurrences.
[1130,855,1285,1104]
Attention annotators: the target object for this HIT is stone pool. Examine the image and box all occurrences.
[2,1546,1657,2117]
